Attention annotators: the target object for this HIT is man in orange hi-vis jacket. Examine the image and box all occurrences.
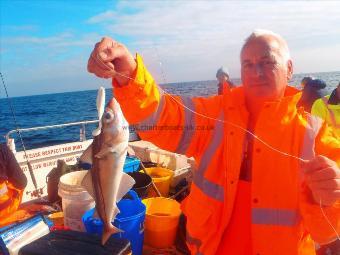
[88,30,340,255]
[0,143,27,227]
[216,66,235,95]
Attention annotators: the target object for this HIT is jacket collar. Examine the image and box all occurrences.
[229,85,302,123]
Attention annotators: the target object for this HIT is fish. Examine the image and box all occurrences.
[80,87,135,245]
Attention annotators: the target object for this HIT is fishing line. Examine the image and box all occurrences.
[94,55,305,161]
[0,72,40,196]
[93,54,306,162]
[94,54,339,240]
[320,199,340,240]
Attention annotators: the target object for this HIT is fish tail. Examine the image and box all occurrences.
[101,224,123,245]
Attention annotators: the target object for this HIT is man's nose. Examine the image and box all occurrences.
[254,63,264,77]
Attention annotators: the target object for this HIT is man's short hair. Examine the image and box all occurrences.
[241,29,291,64]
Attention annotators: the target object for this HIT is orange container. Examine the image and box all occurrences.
[144,167,174,197]
[48,211,64,226]
[142,197,181,248]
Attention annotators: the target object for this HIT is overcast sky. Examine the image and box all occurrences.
[1,1,340,97]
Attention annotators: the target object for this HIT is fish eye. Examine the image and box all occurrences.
[104,111,114,122]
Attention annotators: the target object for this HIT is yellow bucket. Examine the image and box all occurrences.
[142,197,181,248]
[144,167,174,197]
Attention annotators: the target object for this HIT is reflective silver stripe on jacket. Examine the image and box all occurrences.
[136,90,165,129]
[175,97,196,154]
[252,208,300,227]
[193,111,224,202]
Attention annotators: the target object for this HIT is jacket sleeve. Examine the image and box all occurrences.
[0,144,27,189]
[112,54,223,158]
[311,98,328,120]
[300,124,340,244]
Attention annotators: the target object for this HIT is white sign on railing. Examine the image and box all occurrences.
[16,140,92,203]
[16,142,92,163]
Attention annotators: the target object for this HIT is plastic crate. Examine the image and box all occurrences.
[79,156,140,173]
[148,148,189,171]
[0,215,50,255]
[128,141,158,162]
[123,156,141,173]
[171,166,193,188]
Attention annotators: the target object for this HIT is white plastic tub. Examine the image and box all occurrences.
[58,170,95,231]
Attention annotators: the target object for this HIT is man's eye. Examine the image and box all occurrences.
[243,63,252,69]
[264,60,276,66]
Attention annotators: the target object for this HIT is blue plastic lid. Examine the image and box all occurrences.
[79,162,92,170]
[79,156,140,171]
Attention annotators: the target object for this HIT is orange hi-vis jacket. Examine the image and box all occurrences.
[0,180,23,227]
[218,81,233,95]
[112,55,340,255]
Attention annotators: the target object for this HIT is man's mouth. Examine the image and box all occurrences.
[251,82,268,87]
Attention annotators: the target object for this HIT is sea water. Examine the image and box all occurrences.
[0,71,339,150]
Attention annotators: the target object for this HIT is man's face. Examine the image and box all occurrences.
[241,36,293,103]
[217,74,228,84]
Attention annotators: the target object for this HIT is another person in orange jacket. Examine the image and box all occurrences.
[0,143,27,227]
[88,30,340,255]
[216,66,235,95]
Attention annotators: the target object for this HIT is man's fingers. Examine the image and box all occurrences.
[87,36,136,85]
[88,62,115,79]
[89,43,126,75]
[302,155,336,174]
[312,189,340,203]
[88,50,116,74]
[96,37,121,61]
[88,37,119,74]
[303,155,340,206]
[90,52,114,71]
[314,196,339,207]
[308,167,340,182]
[309,178,340,190]
[98,43,126,63]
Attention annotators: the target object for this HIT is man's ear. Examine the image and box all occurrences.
[287,59,293,81]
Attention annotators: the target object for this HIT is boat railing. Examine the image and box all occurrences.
[5,120,99,153]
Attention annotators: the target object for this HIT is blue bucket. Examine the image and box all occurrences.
[82,190,146,255]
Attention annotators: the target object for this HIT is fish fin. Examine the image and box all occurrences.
[116,173,136,202]
[94,145,115,158]
[101,224,123,245]
[111,206,120,221]
[95,142,127,158]
[79,144,93,164]
[92,127,102,137]
[92,87,106,137]
[81,171,95,199]
[127,146,136,156]
[93,210,100,219]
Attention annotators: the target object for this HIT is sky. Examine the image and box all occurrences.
[1,0,340,97]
